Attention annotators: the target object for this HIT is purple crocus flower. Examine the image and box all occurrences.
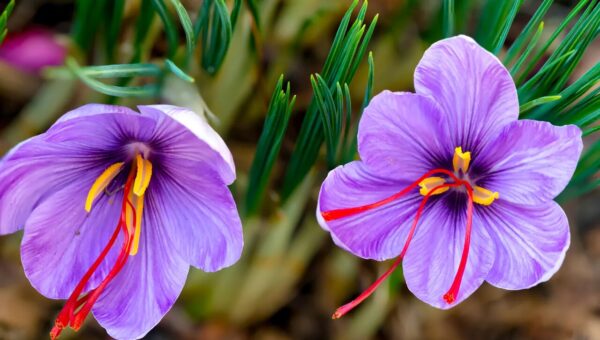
[0,104,243,339]
[317,36,583,316]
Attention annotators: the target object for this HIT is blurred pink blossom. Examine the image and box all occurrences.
[0,27,66,74]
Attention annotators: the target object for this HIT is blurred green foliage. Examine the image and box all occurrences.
[0,1,598,338]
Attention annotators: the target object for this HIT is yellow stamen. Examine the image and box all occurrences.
[124,193,135,234]
[133,154,153,197]
[453,147,471,174]
[473,186,499,206]
[85,162,125,212]
[419,177,450,196]
[129,193,144,256]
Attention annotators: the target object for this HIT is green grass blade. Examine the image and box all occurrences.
[245,0,261,31]
[583,125,600,137]
[442,0,455,38]
[230,0,242,31]
[515,0,592,87]
[132,0,155,62]
[280,1,377,200]
[196,0,233,74]
[510,21,544,77]
[170,0,195,65]
[245,76,295,216]
[66,59,159,97]
[476,0,523,53]
[165,59,195,82]
[519,95,561,114]
[105,0,126,62]
[151,0,179,58]
[71,0,108,51]
[0,0,15,31]
[504,0,553,65]
[45,63,163,79]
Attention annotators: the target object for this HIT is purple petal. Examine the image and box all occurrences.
[317,161,422,261]
[402,198,495,309]
[20,173,122,299]
[92,199,189,340]
[147,162,243,272]
[55,104,140,124]
[358,91,451,180]
[138,105,236,185]
[414,35,519,152]
[0,136,110,235]
[0,108,159,235]
[474,120,583,205]
[482,200,570,289]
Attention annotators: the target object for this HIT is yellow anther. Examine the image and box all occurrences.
[419,177,450,196]
[473,186,499,206]
[133,154,153,197]
[85,162,124,212]
[453,147,471,174]
[129,193,144,256]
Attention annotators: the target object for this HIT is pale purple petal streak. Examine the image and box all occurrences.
[318,161,422,261]
[482,200,570,289]
[358,91,451,180]
[475,120,582,205]
[414,35,519,152]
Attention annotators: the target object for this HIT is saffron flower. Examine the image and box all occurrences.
[317,36,583,316]
[0,105,243,339]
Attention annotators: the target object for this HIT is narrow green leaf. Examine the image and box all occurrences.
[245,0,261,31]
[151,0,179,58]
[0,0,15,30]
[519,95,561,114]
[66,59,159,97]
[526,63,600,120]
[132,0,156,62]
[476,0,523,53]
[492,0,524,54]
[71,0,108,51]
[195,0,233,74]
[105,0,126,62]
[246,76,295,216]
[341,83,352,161]
[230,0,242,31]
[321,0,359,78]
[165,59,195,82]
[518,50,577,100]
[0,29,6,44]
[583,125,600,137]
[343,52,375,163]
[45,63,163,79]
[515,0,592,87]
[442,0,455,38]
[510,21,544,77]
[281,0,377,200]
[504,0,553,65]
[170,0,195,65]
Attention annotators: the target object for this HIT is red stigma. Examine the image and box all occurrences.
[321,168,460,221]
[442,184,474,305]
[50,170,138,340]
[323,168,475,318]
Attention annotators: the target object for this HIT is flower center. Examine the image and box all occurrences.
[418,147,499,205]
[50,154,153,340]
[322,147,499,318]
